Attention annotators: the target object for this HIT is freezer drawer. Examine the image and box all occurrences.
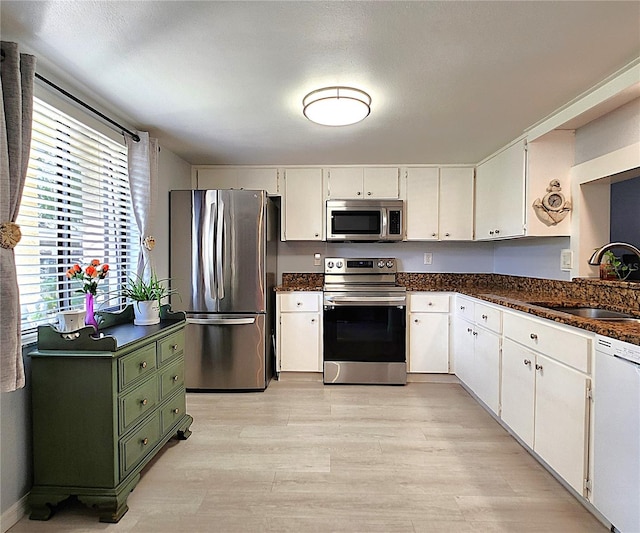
[185,314,267,391]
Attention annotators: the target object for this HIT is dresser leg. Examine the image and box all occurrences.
[28,491,70,520]
[176,414,193,440]
[77,473,140,523]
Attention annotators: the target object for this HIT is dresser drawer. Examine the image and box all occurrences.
[120,376,159,433]
[503,312,591,373]
[120,412,161,476]
[119,343,157,391]
[159,356,184,400]
[158,330,185,365]
[161,390,187,434]
[474,302,502,334]
[278,292,321,312]
[409,293,450,313]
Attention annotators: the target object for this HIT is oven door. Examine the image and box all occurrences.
[323,299,406,384]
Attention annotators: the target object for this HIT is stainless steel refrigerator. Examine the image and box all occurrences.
[169,189,278,391]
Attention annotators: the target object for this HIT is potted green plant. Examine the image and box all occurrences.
[121,272,176,325]
[602,250,639,280]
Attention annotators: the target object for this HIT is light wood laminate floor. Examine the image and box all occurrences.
[9,380,606,532]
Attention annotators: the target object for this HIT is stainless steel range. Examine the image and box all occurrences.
[323,257,407,385]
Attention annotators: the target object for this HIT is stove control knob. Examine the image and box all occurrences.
[336,261,343,268]
[386,260,394,268]
[377,260,385,268]
[327,261,334,269]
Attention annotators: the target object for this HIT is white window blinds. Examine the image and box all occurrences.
[15,98,140,333]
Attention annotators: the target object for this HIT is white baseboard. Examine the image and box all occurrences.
[1,493,28,533]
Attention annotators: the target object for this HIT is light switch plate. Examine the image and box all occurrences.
[423,252,433,265]
[314,253,322,266]
[560,249,573,271]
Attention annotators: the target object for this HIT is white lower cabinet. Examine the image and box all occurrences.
[501,312,592,497]
[452,296,501,415]
[407,293,450,373]
[276,292,322,372]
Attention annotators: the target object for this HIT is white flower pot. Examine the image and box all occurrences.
[133,300,161,325]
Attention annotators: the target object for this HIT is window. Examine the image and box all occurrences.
[15,98,139,334]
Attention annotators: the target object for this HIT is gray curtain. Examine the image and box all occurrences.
[1,42,36,392]
[126,131,158,280]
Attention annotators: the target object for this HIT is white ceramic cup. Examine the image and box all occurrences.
[56,310,86,332]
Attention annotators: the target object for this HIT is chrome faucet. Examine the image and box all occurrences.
[588,242,640,265]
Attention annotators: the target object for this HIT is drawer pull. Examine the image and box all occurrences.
[445,233,450,237]
[523,359,531,366]
[140,361,147,369]
[172,408,180,414]
[431,233,437,237]
[172,375,179,382]
[171,344,179,351]
[467,327,472,333]
[460,306,465,310]
[141,438,149,446]
[535,364,543,371]
[414,319,419,323]
[141,398,148,406]
[472,331,478,336]
[428,302,433,306]
[481,314,488,320]
[297,302,302,306]
[530,333,538,340]
[311,318,316,323]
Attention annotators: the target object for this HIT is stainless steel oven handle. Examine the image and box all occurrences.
[324,295,406,306]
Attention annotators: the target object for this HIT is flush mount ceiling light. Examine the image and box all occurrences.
[302,86,371,126]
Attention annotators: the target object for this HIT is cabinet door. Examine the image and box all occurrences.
[283,168,323,240]
[408,312,449,373]
[364,167,399,198]
[473,326,501,415]
[475,140,526,240]
[405,168,439,240]
[439,167,474,240]
[279,312,322,372]
[452,315,474,386]
[534,354,590,495]
[196,168,237,190]
[501,338,535,447]
[238,168,279,195]
[327,168,363,198]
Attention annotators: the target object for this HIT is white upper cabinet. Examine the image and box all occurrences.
[327,167,399,199]
[439,167,474,241]
[475,130,574,241]
[282,168,324,241]
[405,167,474,241]
[195,167,279,195]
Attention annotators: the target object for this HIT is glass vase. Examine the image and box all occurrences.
[85,292,99,330]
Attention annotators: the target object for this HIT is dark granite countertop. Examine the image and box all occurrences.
[276,273,640,345]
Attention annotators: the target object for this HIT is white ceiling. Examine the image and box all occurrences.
[2,1,639,166]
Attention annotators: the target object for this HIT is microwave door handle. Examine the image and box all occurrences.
[381,208,388,239]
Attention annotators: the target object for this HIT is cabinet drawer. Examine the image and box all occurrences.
[158,330,184,364]
[455,296,474,319]
[159,357,184,400]
[161,390,187,434]
[409,293,450,313]
[474,302,502,333]
[120,412,161,476]
[120,376,159,433]
[278,292,321,312]
[503,312,591,373]
[119,343,157,391]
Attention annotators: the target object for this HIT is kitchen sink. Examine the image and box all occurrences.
[543,306,639,322]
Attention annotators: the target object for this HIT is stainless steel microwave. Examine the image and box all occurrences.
[326,200,404,242]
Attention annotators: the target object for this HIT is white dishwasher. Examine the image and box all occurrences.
[593,335,640,533]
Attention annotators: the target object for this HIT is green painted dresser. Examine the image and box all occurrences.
[28,306,193,523]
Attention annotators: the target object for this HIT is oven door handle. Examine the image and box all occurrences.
[324,295,406,306]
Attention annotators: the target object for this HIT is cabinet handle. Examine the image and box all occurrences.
[171,344,179,351]
[523,359,531,366]
[357,191,362,196]
[172,375,179,382]
[460,306,465,310]
[172,408,180,414]
[428,302,433,306]
[489,231,494,235]
[311,318,316,323]
[141,398,148,406]
[481,314,488,320]
[314,233,319,237]
[472,331,478,336]
[140,361,147,369]
[445,233,450,237]
[297,302,302,306]
[414,319,419,323]
[530,333,538,340]
[495,229,500,235]
[535,364,543,371]
[367,191,372,196]
[141,438,149,446]
[431,233,437,237]
[467,327,473,333]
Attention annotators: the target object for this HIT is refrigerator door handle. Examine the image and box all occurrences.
[186,317,256,326]
[216,198,225,301]
[203,194,217,300]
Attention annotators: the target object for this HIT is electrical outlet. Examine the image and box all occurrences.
[423,252,433,265]
[560,249,573,271]
[314,253,322,266]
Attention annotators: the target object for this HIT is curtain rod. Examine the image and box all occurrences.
[35,73,140,142]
